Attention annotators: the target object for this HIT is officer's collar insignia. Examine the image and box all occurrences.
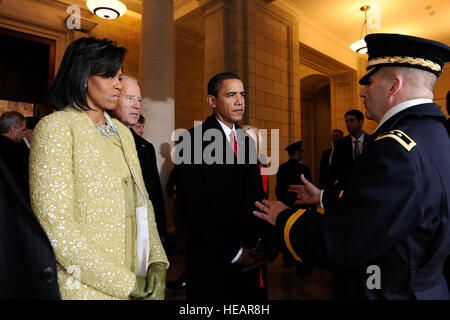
[375,130,417,151]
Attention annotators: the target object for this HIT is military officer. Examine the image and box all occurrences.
[253,33,450,300]
[276,141,312,208]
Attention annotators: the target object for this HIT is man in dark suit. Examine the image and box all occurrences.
[0,155,60,299]
[329,109,367,189]
[318,129,343,189]
[175,72,268,300]
[112,76,167,245]
[254,33,450,300]
[132,114,146,137]
[0,111,30,200]
[22,116,39,149]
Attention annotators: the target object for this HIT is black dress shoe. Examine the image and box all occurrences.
[166,279,186,291]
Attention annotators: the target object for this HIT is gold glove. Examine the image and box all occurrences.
[129,275,148,298]
[144,262,167,300]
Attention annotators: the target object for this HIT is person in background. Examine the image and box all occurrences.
[0,111,29,199]
[132,115,145,137]
[318,129,343,189]
[22,116,39,149]
[329,109,367,190]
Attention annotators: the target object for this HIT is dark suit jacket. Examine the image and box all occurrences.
[318,148,332,189]
[0,155,60,299]
[276,103,450,299]
[0,135,30,201]
[131,129,167,240]
[329,133,367,189]
[176,115,267,300]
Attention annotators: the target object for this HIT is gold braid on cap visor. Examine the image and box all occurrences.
[368,56,441,72]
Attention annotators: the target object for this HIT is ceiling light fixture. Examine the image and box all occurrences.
[350,5,371,54]
[86,0,127,20]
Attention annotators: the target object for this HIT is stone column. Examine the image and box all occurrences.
[199,0,233,81]
[198,0,238,117]
[140,0,175,197]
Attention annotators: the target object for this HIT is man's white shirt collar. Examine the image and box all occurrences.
[375,98,433,132]
[351,133,365,143]
[215,117,236,142]
[22,137,30,149]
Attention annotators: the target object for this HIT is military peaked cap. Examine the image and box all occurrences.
[359,33,450,85]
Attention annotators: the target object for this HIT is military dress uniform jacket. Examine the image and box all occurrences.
[275,158,312,208]
[175,115,267,300]
[29,107,168,300]
[276,103,450,299]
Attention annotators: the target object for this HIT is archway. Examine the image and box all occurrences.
[300,74,331,185]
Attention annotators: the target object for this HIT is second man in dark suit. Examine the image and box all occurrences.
[330,109,367,189]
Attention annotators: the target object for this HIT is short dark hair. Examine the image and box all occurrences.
[0,111,25,134]
[49,37,126,111]
[138,115,145,124]
[345,109,364,121]
[332,129,344,138]
[207,72,241,97]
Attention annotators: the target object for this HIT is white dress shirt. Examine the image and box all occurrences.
[216,117,237,143]
[351,133,365,159]
[375,98,433,132]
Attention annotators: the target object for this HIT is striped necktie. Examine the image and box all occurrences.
[354,139,360,159]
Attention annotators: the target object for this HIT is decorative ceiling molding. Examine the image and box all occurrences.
[175,6,203,35]
[174,0,199,20]
[29,0,93,16]
[300,42,351,76]
[29,0,67,10]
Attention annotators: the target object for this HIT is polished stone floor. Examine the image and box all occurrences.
[165,240,333,300]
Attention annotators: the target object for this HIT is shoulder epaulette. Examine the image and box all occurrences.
[375,130,416,151]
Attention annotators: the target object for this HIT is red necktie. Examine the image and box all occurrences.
[230,131,238,159]
[259,163,268,194]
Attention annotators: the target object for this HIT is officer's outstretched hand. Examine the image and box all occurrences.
[253,199,290,226]
[144,262,167,300]
[288,174,321,206]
